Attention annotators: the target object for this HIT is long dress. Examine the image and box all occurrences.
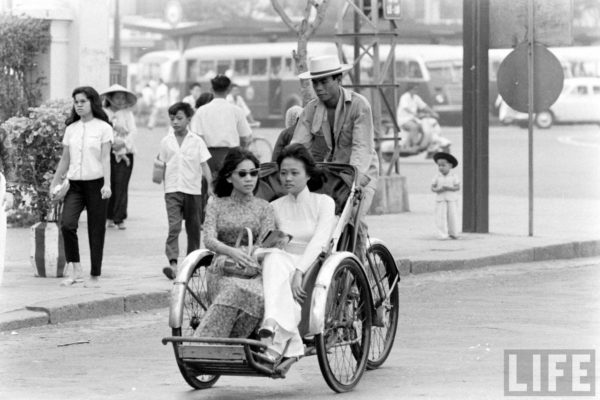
[195,190,275,338]
[262,187,336,356]
[0,173,6,286]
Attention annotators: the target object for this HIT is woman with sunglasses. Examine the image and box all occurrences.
[259,144,335,362]
[196,147,275,338]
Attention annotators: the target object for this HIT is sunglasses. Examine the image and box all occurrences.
[232,168,259,178]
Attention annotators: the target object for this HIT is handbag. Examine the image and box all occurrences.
[215,227,261,279]
[152,155,165,184]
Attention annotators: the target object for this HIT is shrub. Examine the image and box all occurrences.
[2,99,72,224]
[0,15,51,122]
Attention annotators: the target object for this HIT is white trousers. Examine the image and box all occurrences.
[262,251,304,357]
[435,200,459,238]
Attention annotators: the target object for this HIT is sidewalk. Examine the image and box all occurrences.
[1,187,598,331]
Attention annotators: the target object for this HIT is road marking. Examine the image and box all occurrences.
[557,134,600,149]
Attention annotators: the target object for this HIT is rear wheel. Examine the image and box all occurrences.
[316,258,372,392]
[365,243,400,369]
[171,263,220,389]
[249,137,273,164]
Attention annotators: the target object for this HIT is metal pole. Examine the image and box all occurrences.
[527,0,534,236]
[113,0,121,61]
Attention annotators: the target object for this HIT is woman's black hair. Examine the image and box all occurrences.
[195,92,214,109]
[214,147,260,197]
[65,86,109,126]
[276,143,326,191]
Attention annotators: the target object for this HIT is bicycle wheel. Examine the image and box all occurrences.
[365,242,400,370]
[171,263,220,389]
[249,137,273,164]
[316,258,372,393]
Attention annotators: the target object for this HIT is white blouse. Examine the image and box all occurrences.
[104,108,137,154]
[62,118,113,181]
[271,187,336,273]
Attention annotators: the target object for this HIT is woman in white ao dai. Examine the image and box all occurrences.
[261,144,335,359]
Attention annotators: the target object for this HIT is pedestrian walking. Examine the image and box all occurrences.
[182,82,202,110]
[50,86,113,287]
[147,79,169,129]
[190,74,252,174]
[158,102,213,280]
[101,84,138,230]
[291,54,379,260]
[431,152,460,239]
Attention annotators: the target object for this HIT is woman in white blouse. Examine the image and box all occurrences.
[50,86,113,287]
[259,143,335,360]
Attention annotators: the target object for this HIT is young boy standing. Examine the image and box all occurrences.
[431,152,460,239]
[158,102,212,279]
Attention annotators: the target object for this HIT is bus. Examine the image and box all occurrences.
[137,42,340,122]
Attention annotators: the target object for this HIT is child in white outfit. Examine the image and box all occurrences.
[431,152,460,239]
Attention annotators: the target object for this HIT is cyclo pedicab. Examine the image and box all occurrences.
[162,162,401,393]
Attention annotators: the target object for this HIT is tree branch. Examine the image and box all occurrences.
[270,0,299,32]
[307,0,330,37]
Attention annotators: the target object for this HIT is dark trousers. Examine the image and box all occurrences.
[107,153,134,224]
[165,192,202,262]
[61,178,108,277]
[207,147,230,175]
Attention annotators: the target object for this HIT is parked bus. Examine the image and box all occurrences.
[137,42,341,122]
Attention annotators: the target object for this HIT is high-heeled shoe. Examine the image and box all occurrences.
[258,318,277,339]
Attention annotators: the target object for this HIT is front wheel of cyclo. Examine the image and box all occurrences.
[316,257,372,393]
[171,262,220,390]
[365,242,400,370]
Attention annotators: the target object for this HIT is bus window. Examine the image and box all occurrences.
[234,59,250,76]
[283,57,294,76]
[198,60,215,79]
[187,60,198,80]
[395,60,408,79]
[217,60,231,75]
[408,61,423,78]
[252,59,267,76]
[270,57,282,78]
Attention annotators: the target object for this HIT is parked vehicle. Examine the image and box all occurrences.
[498,77,600,128]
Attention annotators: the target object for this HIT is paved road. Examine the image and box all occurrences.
[1,257,598,400]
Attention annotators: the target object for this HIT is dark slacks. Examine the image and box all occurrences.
[61,178,108,277]
[107,153,134,224]
[165,192,202,262]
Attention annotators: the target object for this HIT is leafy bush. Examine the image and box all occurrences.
[2,99,72,224]
[0,15,50,122]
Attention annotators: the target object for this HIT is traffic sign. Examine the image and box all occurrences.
[497,43,564,113]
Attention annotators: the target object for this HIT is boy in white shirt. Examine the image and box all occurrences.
[158,102,213,279]
[431,152,460,239]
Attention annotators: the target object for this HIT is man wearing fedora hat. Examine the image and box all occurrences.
[292,54,379,259]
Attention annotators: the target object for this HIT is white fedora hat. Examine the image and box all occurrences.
[298,55,352,80]
[101,84,137,108]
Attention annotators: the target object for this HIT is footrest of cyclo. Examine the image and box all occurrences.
[162,336,297,379]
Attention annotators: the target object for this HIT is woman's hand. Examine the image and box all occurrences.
[228,247,259,269]
[112,137,126,151]
[291,270,307,304]
[100,185,112,199]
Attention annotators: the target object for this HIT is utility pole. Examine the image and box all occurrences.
[462,0,490,233]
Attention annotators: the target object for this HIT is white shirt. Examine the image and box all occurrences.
[397,92,427,126]
[62,119,113,180]
[104,108,137,154]
[190,98,252,147]
[271,187,335,273]
[432,171,460,201]
[158,130,211,195]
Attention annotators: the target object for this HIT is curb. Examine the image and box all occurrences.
[2,239,599,332]
[0,290,169,332]
[395,239,600,275]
